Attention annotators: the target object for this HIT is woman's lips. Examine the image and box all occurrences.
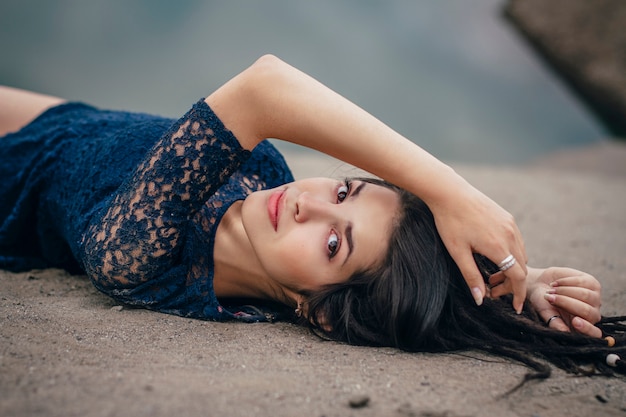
[268,189,285,231]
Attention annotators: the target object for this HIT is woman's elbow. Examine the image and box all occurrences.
[237,54,295,104]
[82,250,134,293]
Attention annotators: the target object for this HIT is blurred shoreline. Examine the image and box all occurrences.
[0,0,609,164]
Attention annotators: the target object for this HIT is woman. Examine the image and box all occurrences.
[1,55,623,383]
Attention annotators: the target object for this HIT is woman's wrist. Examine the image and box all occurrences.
[374,140,466,206]
[412,165,474,212]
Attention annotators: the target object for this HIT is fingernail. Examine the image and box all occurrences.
[471,287,483,306]
[515,304,523,315]
[546,288,556,294]
[543,293,556,303]
[549,281,558,287]
[572,317,583,329]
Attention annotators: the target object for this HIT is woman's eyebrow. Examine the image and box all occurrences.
[342,182,367,267]
[351,181,366,198]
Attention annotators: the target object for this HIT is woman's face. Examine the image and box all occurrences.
[241,177,400,293]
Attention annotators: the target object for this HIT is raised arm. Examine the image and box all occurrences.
[205,54,528,311]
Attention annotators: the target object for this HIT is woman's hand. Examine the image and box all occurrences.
[430,183,528,313]
[491,267,603,337]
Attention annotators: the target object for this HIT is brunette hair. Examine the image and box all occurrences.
[303,178,626,387]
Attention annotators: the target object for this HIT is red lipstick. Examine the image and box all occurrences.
[268,189,285,230]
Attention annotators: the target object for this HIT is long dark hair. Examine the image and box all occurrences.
[303,178,626,387]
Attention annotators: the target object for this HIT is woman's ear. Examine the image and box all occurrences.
[295,298,304,318]
[292,294,333,332]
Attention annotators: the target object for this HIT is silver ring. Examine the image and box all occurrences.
[546,315,562,326]
[498,254,516,272]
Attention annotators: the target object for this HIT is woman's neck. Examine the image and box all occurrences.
[212,201,289,305]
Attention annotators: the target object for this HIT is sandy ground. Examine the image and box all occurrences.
[2,142,626,417]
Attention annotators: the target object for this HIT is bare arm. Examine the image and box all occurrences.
[0,86,65,136]
[205,54,528,311]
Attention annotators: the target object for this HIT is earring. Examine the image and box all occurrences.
[295,301,303,318]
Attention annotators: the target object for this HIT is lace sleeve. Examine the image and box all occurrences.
[81,100,251,293]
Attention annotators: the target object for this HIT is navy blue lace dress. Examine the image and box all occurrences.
[0,99,294,320]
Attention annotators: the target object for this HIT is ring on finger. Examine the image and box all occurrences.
[546,315,562,326]
[498,254,516,272]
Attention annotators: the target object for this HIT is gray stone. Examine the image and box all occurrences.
[505,0,626,137]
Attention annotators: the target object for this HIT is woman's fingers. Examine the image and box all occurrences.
[570,316,603,338]
[539,309,602,338]
[488,271,506,287]
[551,274,601,292]
[539,310,571,333]
[455,251,487,305]
[482,228,527,312]
[503,261,527,314]
[491,265,603,338]
[547,286,601,310]
[488,274,511,299]
[543,292,602,324]
[475,251,527,312]
[459,248,528,309]
[431,185,528,312]
[546,273,602,324]
[486,262,527,314]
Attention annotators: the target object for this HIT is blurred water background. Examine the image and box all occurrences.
[0,0,607,164]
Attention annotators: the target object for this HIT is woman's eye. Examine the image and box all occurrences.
[327,233,339,258]
[337,183,349,202]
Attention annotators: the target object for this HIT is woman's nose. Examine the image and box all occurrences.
[294,192,334,223]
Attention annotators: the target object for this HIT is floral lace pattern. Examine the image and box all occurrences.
[80,101,293,319]
[1,99,293,320]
